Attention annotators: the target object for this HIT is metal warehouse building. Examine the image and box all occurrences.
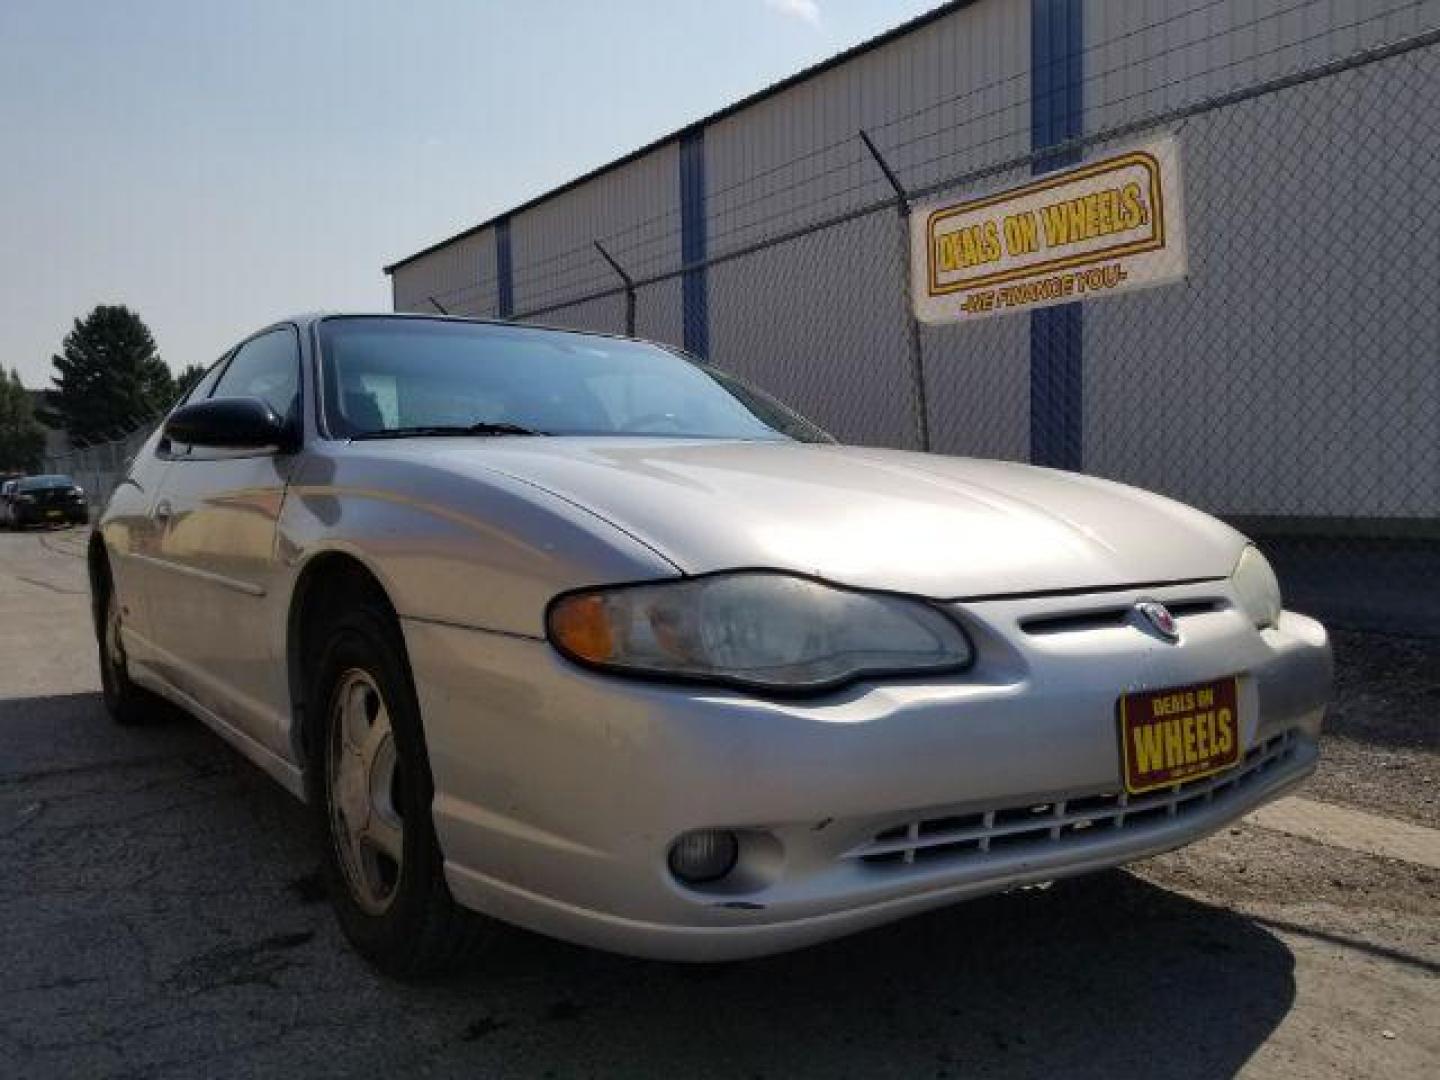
[385,0,1439,550]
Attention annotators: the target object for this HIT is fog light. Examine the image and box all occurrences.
[668,829,739,885]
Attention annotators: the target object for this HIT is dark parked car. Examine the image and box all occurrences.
[6,474,88,527]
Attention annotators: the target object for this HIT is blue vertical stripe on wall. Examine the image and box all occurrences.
[1029,0,1084,470]
[495,217,514,318]
[679,129,709,358]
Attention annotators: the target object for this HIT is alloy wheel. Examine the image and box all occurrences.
[326,668,405,915]
[103,592,125,692]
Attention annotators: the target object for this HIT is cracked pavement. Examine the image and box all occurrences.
[2,528,1436,1078]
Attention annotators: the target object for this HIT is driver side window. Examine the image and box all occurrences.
[178,359,225,408]
[211,326,301,421]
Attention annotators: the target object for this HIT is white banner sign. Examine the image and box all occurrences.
[911,135,1188,324]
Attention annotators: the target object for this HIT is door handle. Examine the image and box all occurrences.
[153,499,174,524]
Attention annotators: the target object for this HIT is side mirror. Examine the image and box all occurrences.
[164,396,295,451]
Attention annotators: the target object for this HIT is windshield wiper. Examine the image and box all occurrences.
[351,422,548,440]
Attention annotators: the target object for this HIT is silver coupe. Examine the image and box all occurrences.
[92,314,1331,974]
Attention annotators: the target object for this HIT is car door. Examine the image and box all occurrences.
[145,324,302,756]
[106,357,230,663]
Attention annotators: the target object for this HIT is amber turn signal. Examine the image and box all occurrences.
[548,593,615,662]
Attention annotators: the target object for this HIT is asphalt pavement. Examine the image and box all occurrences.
[2,527,1436,1079]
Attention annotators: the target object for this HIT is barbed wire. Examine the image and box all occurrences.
[405,0,1432,317]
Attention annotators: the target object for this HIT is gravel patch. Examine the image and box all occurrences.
[1138,822,1440,921]
[1309,630,1440,827]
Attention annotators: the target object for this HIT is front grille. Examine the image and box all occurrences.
[31,487,77,506]
[1020,598,1222,636]
[853,729,1297,868]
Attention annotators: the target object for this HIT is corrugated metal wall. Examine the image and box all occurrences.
[391,228,497,317]
[702,0,1030,449]
[511,144,680,328]
[388,0,1440,519]
[1077,0,1440,517]
[1084,0,1440,133]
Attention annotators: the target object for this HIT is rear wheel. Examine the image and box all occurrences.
[310,600,485,976]
[98,584,147,725]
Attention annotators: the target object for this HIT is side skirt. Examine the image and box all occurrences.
[129,657,308,802]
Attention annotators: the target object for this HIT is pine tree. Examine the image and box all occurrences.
[48,305,175,443]
[0,369,48,473]
[174,363,208,400]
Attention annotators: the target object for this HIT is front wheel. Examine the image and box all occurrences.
[310,601,485,976]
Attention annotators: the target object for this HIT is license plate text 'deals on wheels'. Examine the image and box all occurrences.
[1119,677,1241,794]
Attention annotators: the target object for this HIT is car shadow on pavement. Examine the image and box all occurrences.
[0,690,202,783]
[2,691,1297,1079]
[430,871,1295,1079]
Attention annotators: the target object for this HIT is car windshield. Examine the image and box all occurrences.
[17,475,75,491]
[317,317,831,443]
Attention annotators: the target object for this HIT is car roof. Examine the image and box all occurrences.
[283,312,647,348]
[17,474,74,487]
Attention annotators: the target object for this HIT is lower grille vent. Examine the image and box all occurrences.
[854,729,1296,868]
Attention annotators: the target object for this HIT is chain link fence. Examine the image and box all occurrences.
[39,424,156,517]
[487,27,1440,637]
[50,18,1438,635]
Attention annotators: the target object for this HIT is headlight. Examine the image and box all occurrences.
[72,486,85,499]
[547,571,972,692]
[1232,545,1282,628]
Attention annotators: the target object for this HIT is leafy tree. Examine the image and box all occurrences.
[0,368,48,473]
[174,363,208,400]
[47,305,175,443]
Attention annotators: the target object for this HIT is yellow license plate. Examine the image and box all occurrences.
[1118,677,1241,794]
[45,510,63,519]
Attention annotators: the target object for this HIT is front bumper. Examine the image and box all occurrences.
[405,579,1331,961]
[13,504,87,526]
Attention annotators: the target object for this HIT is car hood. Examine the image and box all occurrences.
[396,438,1246,598]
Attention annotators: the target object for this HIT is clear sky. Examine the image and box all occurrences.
[0,0,941,387]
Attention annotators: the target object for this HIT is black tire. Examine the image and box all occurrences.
[97,579,148,725]
[308,599,485,977]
